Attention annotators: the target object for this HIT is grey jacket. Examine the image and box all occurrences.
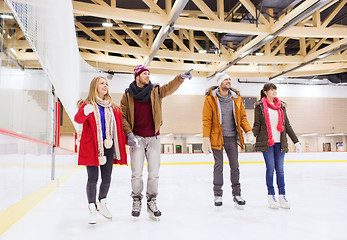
[252,100,299,152]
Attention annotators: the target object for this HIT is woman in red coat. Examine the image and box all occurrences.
[74,76,127,224]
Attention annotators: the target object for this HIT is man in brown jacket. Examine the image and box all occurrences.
[202,72,255,207]
[121,65,192,219]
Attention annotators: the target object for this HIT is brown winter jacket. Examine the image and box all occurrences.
[202,86,252,150]
[252,100,299,152]
[120,75,184,135]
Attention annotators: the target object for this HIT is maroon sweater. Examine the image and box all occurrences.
[133,99,157,137]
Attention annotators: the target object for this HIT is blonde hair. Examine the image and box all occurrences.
[77,76,113,108]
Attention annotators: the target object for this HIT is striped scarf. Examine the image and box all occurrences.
[93,97,120,165]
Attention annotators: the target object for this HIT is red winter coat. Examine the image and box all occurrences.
[74,102,127,166]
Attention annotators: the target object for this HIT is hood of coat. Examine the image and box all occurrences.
[205,85,240,98]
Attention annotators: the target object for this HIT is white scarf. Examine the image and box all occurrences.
[93,97,120,165]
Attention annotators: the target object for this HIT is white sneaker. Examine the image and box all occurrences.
[88,203,97,224]
[96,198,112,220]
[279,195,291,209]
[267,195,280,209]
[214,196,222,206]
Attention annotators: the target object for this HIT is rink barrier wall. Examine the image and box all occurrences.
[0,129,77,236]
[0,168,77,236]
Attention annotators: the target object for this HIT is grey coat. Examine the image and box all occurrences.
[252,100,299,153]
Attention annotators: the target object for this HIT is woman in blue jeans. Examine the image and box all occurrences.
[252,83,301,209]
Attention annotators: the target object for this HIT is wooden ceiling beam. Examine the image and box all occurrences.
[239,0,269,25]
[322,0,347,27]
[192,0,219,21]
[142,0,167,16]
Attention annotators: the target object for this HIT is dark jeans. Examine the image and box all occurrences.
[211,136,241,197]
[262,143,286,195]
[86,144,114,204]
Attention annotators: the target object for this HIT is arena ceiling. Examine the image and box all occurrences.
[1,0,347,83]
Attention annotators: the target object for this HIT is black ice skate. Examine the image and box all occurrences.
[131,196,142,217]
[147,196,161,220]
[233,196,246,206]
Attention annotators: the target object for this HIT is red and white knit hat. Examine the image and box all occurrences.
[134,65,150,79]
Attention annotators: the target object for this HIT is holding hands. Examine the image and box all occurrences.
[180,69,193,80]
[84,104,94,116]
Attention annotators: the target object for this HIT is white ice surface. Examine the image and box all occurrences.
[1,161,347,240]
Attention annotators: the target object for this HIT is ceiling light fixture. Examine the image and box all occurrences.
[0,14,14,19]
[300,133,318,137]
[102,22,113,27]
[143,25,153,30]
[325,133,345,137]
[198,50,207,54]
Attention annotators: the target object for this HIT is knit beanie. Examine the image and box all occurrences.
[215,72,231,86]
[134,65,150,79]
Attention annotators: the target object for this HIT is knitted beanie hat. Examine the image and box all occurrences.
[215,72,232,86]
[134,65,150,79]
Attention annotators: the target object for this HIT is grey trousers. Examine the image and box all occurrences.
[211,136,241,197]
[129,135,161,199]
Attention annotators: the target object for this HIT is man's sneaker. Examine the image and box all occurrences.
[278,195,291,209]
[233,196,246,205]
[268,195,280,209]
[96,198,112,220]
[147,196,161,220]
[131,196,142,217]
[214,196,222,206]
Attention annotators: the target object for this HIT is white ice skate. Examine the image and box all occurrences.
[147,197,161,221]
[279,195,291,209]
[214,196,222,206]
[268,195,280,209]
[233,196,246,209]
[96,198,112,220]
[88,203,97,224]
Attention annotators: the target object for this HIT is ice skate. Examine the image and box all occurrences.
[214,196,222,206]
[147,196,161,221]
[278,195,291,209]
[131,196,142,217]
[96,198,112,220]
[233,196,246,209]
[88,203,97,224]
[268,195,280,209]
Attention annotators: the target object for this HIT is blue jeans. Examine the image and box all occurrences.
[262,143,286,195]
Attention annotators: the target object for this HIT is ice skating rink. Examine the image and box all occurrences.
[1,154,347,240]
